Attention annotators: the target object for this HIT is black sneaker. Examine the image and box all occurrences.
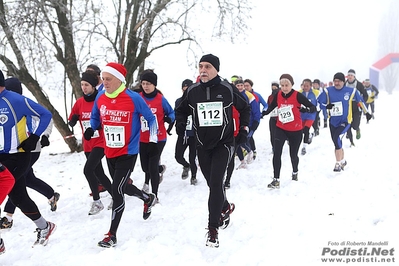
[190,176,197,185]
[292,172,298,181]
[206,227,219,248]
[253,150,257,160]
[0,217,13,229]
[34,222,56,246]
[268,178,280,189]
[0,238,5,255]
[220,203,235,229]
[49,192,60,212]
[143,193,156,220]
[98,232,117,248]
[181,166,190,180]
[224,181,230,189]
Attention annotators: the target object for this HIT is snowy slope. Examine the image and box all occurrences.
[0,91,397,266]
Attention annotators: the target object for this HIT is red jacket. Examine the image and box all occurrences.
[69,97,105,152]
[276,90,303,131]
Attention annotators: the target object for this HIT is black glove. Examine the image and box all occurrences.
[17,134,40,152]
[261,110,267,118]
[164,116,172,124]
[175,122,186,136]
[40,135,50,148]
[250,121,259,131]
[326,103,334,110]
[235,128,248,145]
[148,142,159,157]
[299,107,309,113]
[366,113,372,122]
[84,127,94,141]
[166,121,174,136]
[68,114,79,127]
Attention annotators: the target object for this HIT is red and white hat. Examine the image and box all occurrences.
[102,62,127,83]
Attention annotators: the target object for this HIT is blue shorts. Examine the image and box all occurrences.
[329,122,351,149]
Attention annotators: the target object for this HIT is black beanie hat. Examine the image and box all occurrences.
[313,79,320,85]
[181,79,193,89]
[81,71,99,88]
[279,74,294,86]
[347,69,356,76]
[333,72,346,82]
[141,72,158,86]
[5,77,23,95]
[0,70,5,87]
[199,54,220,72]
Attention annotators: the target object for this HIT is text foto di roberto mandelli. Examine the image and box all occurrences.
[328,241,390,246]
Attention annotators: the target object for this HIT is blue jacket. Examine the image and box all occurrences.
[0,90,52,154]
[318,86,367,127]
[241,90,261,129]
[299,90,317,121]
[251,90,268,111]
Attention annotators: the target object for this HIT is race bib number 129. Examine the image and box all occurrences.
[278,105,294,124]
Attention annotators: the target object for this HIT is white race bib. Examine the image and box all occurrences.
[197,102,223,127]
[278,105,294,124]
[270,108,278,117]
[82,120,99,138]
[330,101,343,116]
[186,115,193,130]
[141,115,158,132]
[104,125,125,148]
[140,116,149,132]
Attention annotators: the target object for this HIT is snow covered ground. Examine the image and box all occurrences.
[0,90,397,266]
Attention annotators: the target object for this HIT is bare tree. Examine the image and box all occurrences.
[0,0,252,151]
[378,0,399,94]
[0,0,82,151]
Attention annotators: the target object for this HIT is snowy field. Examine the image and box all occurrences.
[0,90,397,266]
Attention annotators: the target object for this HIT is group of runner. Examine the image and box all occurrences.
[0,58,378,252]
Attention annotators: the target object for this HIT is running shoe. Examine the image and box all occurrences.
[205,227,219,248]
[268,178,280,189]
[34,222,56,246]
[98,232,117,248]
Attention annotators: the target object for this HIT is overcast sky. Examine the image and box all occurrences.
[148,0,392,98]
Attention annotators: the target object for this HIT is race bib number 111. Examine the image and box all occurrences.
[104,125,125,148]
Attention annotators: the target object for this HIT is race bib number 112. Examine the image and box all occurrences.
[197,102,223,127]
